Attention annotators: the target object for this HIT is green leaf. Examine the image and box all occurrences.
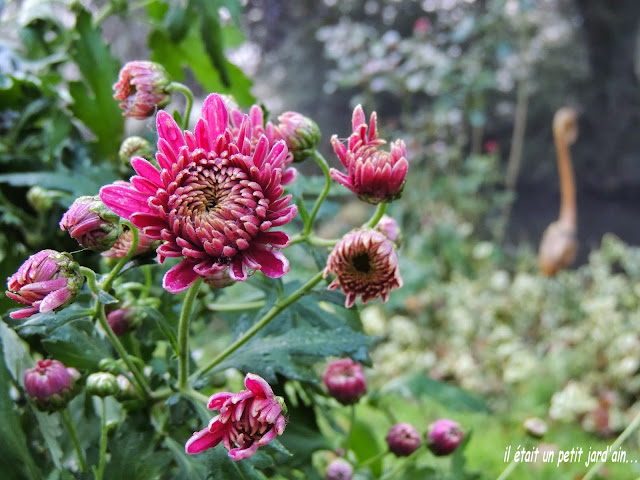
[195,0,231,87]
[381,373,490,413]
[41,324,111,370]
[0,323,41,480]
[278,402,328,476]
[68,7,123,157]
[97,289,118,305]
[350,418,383,477]
[164,436,208,480]
[12,307,91,337]
[206,444,272,480]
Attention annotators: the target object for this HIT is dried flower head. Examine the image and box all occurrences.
[426,419,464,456]
[322,358,367,405]
[113,61,171,119]
[185,373,287,460]
[60,195,122,251]
[330,105,408,204]
[324,229,403,308]
[24,359,80,412]
[100,94,297,293]
[6,250,84,319]
[386,422,421,456]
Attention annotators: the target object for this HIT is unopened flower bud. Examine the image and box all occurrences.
[326,458,353,480]
[272,112,321,162]
[426,419,464,456]
[101,225,159,260]
[119,136,154,166]
[23,359,79,412]
[115,374,137,400]
[86,372,119,397]
[106,306,141,336]
[322,358,366,405]
[386,422,421,456]
[26,186,65,212]
[6,250,84,319]
[523,417,547,438]
[60,196,122,251]
[375,214,402,245]
[113,61,171,119]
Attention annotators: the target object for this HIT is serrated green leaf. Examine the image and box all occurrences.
[206,444,271,480]
[68,7,123,157]
[196,1,230,87]
[381,373,490,413]
[12,306,91,337]
[97,289,118,305]
[41,324,111,370]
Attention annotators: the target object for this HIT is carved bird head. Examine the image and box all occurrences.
[538,220,578,276]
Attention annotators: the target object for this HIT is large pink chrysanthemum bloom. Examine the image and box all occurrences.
[99,94,298,293]
[330,105,408,204]
[113,61,171,119]
[324,229,403,308]
[6,250,84,319]
[185,373,287,460]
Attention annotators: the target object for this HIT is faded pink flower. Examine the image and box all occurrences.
[59,195,122,251]
[322,358,367,405]
[324,229,403,308]
[185,373,287,460]
[6,250,84,320]
[24,359,80,412]
[113,61,171,119]
[326,458,353,480]
[386,422,421,456]
[101,224,159,259]
[426,419,464,456]
[375,214,401,244]
[100,94,297,293]
[330,105,408,204]
[271,111,321,163]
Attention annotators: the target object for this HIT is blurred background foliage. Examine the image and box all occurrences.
[3,0,640,478]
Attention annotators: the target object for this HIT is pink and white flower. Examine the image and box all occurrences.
[330,105,408,204]
[185,373,287,460]
[24,359,80,411]
[99,93,298,293]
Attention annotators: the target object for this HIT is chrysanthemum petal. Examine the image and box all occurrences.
[185,428,223,455]
[162,260,200,294]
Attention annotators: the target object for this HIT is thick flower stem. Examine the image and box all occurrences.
[304,150,333,236]
[345,404,356,452]
[97,305,151,399]
[207,300,265,311]
[190,270,325,383]
[101,221,139,292]
[61,408,88,473]
[93,398,108,480]
[167,82,194,130]
[178,277,203,391]
[495,458,518,480]
[582,409,640,480]
[366,202,387,229]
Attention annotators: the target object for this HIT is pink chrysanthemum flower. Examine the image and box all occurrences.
[24,359,80,412]
[324,229,403,308]
[6,250,84,319]
[185,373,287,460]
[113,61,171,119]
[99,94,298,293]
[228,104,298,185]
[330,105,408,204]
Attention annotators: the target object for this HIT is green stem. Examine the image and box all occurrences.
[359,450,389,468]
[61,408,88,473]
[345,404,356,452]
[80,267,99,295]
[141,265,152,300]
[178,277,203,390]
[304,150,332,236]
[97,306,151,398]
[94,398,108,480]
[101,221,139,292]
[289,234,339,247]
[583,409,640,480]
[496,459,518,480]
[167,82,194,131]
[190,270,325,382]
[365,202,387,229]
[207,300,265,311]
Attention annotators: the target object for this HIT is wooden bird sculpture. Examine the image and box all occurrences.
[538,107,578,276]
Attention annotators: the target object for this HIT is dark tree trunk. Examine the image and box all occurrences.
[573,0,640,193]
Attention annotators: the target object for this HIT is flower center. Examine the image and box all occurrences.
[352,252,371,273]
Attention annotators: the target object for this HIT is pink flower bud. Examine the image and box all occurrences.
[330,105,408,204]
[6,250,84,320]
[23,359,80,411]
[326,458,353,480]
[271,112,321,162]
[106,307,139,336]
[386,422,421,456]
[113,61,171,119]
[426,419,464,456]
[322,358,366,405]
[375,214,402,245]
[101,224,159,260]
[185,373,287,460]
[60,196,122,251]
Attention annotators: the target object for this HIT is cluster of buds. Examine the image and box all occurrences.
[59,195,122,251]
[322,358,367,405]
[6,250,84,320]
[23,359,80,412]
